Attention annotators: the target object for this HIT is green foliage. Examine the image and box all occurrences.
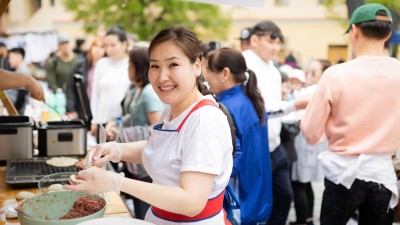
[365,0,400,13]
[63,0,231,41]
[322,0,399,19]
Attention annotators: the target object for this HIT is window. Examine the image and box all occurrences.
[275,0,289,6]
[50,0,55,6]
[34,0,42,12]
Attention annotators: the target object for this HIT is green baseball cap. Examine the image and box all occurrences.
[345,3,392,33]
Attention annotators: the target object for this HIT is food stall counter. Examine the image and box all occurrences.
[0,166,132,224]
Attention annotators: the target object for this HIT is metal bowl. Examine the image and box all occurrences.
[38,172,75,193]
[17,191,106,225]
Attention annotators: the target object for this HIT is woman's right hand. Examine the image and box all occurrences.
[86,141,122,168]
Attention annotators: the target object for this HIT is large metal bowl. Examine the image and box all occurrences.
[17,191,106,225]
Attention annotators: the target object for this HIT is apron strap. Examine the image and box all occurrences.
[151,191,230,223]
[176,99,218,132]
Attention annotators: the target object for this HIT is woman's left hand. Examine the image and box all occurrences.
[63,169,124,195]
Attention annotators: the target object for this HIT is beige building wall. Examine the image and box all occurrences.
[3,0,85,38]
[223,0,349,66]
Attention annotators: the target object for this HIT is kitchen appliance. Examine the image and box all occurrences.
[38,120,87,156]
[0,116,34,160]
[5,158,76,188]
[73,74,92,130]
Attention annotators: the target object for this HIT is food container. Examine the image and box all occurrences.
[38,120,87,157]
[0,116,34,160]
[38,172,76,193]
[18,191,106,225]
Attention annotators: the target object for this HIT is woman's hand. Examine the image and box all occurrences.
[90,124,98,137]
[105,121,118,141]
[25,76,45,101]
[86,141,122,168]
[64,169,124,195]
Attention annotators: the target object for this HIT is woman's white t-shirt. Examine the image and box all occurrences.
[90,57,130,124]
[142,95,233,225]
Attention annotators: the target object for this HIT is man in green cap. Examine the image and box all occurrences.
[300,3,400,225]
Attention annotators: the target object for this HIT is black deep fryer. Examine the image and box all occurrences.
[5,158,76,188]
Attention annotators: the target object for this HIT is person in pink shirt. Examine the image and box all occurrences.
[301,3,400,225]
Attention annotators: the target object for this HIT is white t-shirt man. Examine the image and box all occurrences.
[243,49,296,152]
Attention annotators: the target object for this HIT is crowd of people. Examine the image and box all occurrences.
[1,3,399,225]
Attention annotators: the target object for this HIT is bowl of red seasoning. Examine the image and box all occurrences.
[17,191,105,225]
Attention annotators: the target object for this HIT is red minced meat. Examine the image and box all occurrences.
[59,197,104,220]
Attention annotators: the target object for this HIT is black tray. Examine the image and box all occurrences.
[5,158,76,189]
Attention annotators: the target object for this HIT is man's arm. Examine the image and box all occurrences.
[0,69,45,101]
[301,75,332,145]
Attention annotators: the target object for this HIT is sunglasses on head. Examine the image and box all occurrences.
[253,31,280,40]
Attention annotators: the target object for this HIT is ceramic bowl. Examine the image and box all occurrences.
[18,191,105,225]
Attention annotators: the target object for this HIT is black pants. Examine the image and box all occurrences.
[321,178,394,225]
[292,181,314,224]
[267,145,293,225]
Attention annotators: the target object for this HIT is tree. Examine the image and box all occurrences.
[63,0,231,41]
[323,0,399,21]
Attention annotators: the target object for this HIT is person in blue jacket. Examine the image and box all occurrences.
[204,47,273,225]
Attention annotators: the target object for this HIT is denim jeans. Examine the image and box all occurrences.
[320,178,394,225]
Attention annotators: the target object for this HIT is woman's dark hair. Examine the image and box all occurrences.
[129,47,150,88]
[207,47,266,125]
[316,59,332,72]
[106,26,128,43]
[356,10,392,39]
[148,27,211,96]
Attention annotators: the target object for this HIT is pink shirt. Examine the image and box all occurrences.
[301,55,400,155]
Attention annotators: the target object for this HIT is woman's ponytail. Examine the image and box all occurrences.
[245,69,266,125]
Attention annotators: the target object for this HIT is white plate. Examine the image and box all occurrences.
[77,217,155,225]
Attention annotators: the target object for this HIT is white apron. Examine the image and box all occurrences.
[142,99,231,225]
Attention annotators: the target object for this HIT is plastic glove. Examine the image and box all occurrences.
[64,169,125,195]
[86,141,122,168]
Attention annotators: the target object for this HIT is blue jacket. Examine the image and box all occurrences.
[216,85,273,225]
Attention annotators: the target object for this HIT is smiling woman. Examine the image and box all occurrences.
[148,30,204,118]
[64,27,234,225]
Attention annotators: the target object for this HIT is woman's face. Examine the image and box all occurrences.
[104,34,127,59]
[203,67,225,95]
[148,40,201,108]
[305,61,323,86]
[128,61,136,84]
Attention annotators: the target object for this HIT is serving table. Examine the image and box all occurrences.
[0,166,132,225]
